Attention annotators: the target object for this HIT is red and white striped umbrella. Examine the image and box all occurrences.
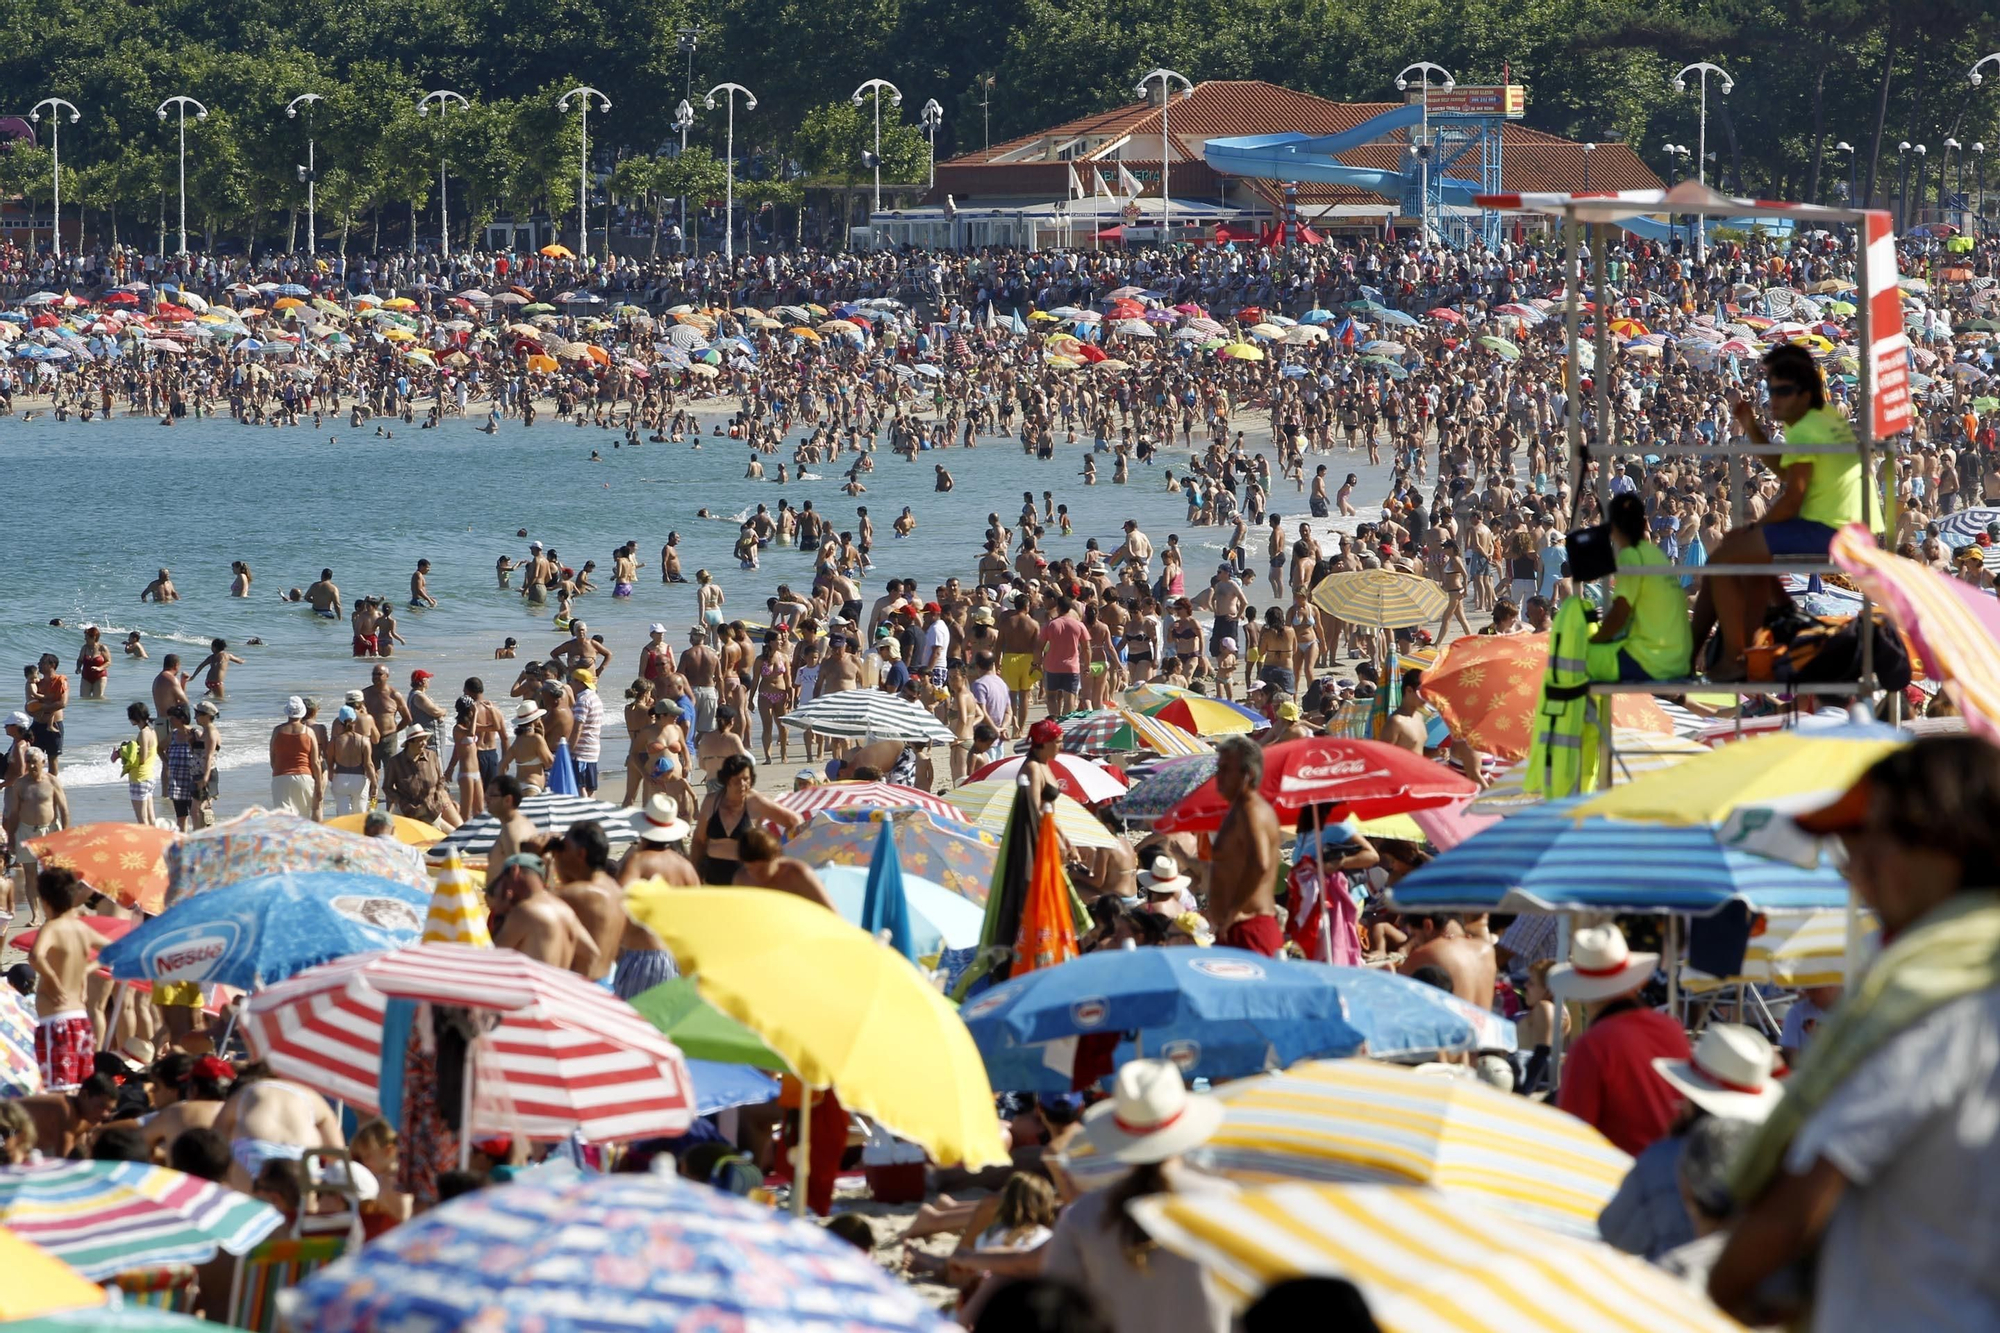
[769,779,961,822]
[966,753,1130,805]
[241,943,694,1144]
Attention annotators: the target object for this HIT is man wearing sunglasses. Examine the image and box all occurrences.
[1690,344,1881,679]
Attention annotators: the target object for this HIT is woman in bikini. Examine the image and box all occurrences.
[443,697,484,821]
[1288,587,1322,686]
[506,711,553,795]
[690,754,801,885]
[752,634,794,764]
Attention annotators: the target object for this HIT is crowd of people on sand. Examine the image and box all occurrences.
[1,219,1999,1333]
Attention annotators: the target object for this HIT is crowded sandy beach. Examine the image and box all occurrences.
[1,75,1999,1330]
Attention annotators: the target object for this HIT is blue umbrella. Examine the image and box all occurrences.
[102,871,428,989]
[287,1169,953,1333]
[960,947,1367,1091]
[1387,796,1850,916]
[1327,966,1516,1057]
[859,820,915,960]
[547,739,580,795]
[1298,307,1337,325]
[686,1059,779,1115]
[819,866,983,957]
[276,283,310,297]
[1375,307,1420,328]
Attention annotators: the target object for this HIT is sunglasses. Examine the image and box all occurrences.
[1766,383,1806,399]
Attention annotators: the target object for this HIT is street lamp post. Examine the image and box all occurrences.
[1912,143,1930,228]
[155,96,208,257]
[28,98,79,259]
[1832,140,1855,207]
[1976,144,1989,235]
[1394,62,1455,244]
[1582,142,1595,190]
[704,82,756,262]
[557,86,612,261]
[1135,68,1193,245]
[852,79,903,220]
[674,99,697,256]
[978,76,996,154]
[286,93,323,257]
[417,90,469,256]
[920,98,943,189]
[1662,144,1691,248]
[1944,138,1963,224]
[1671,61,1734,260]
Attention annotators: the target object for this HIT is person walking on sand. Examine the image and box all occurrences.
[269,696,321,819]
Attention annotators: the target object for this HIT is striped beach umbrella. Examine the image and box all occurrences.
[1057,706,1208,758]
[779,692,956,743]
[422,847,491,947]
[1686,907,1875,989]
[1469,730,1707,816]
[1132,1183,1745,1331]
[1310,568,1448,629]
[1,990,42,1097]
[241,943,695,1144]
[435,793,640,860]
[946,779,1122,850]
[768,779,963,823]
[965,754,1128,805]
[1144,695,1265,736]
[0,1161,284,1281]
[1833,523,2000,740]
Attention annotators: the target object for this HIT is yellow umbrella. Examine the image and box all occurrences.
[787,326,821,340]
[423,847,492,947]
[323,812,445,846]
[380,326,417,342]
[540,243,575,259]
[1311,568,1448,629]
[380,297,419,312]
[1132,1183,1748,1331]
[272,297,305,310]
[945,779,1121,847]
[1685,906,1875,990]
[526,353,558,373]
[1568,729,1902,828]
[622,885,1009,1179]
[1469,730,1706,816]
[0,1227,111,1320]
[1220,342,1265,360]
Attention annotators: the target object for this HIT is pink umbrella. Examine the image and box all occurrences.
[242,942,695,1145]
[966,753,1129,805]
[1832,524,2000,740]
[770,779,962,823]
[1427,308,1465,324]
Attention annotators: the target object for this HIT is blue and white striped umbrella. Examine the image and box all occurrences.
[1386,796,1848,915]
[288,1169,953,1333]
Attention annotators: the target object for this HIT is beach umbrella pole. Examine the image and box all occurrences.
[1548,912,1571,1090]
[1664,915,1680,1020]
[791,1087,812,1217]
[457,1048,476,1171]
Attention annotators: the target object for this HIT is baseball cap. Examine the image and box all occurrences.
[573,668,596,687]
[344,689,365,704]
[924,601,943,615]
[411,669,434,682]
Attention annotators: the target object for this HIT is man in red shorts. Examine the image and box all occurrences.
[28,868,109,1092]
[1207,735,1284,956]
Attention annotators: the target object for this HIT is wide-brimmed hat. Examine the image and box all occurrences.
[1080,1059,1224,1164]
[1137,853,1192,897]
[1547,925,1658,1002]
[513,703,546,725]
[639,794,692,843]
[1652,1023,1783,1122]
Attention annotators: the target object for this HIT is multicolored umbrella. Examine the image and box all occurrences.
[966,753,1129,805]
[1833,523,2000,740]
[1144,695,1266,736]
[1122,682,1202,711]
[287,1168,955,1333]
[1058,705,1209,757]
[0,1161,284,1280]
[1310,569,1447,629]
[1133,1183,1743,1330]
[782,808,997,903]
[768,779,963,823]
[165,808,427,908]
[946,779,1122,849]
[1157,737,1478,832]
[241,943,696,1144]
[1,990,42,1097]
[102,871,429,990]
[22,824,175,914]
[1417,632,1681,761]
[421,847,490,947]
[1113,754,1219,822]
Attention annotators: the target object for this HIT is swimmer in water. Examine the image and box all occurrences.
[495,637,518,659]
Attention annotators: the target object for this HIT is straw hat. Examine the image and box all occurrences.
[1546,925,1658,1002]
[1137,854,1192,897]
[1653,1024,1783,1122]
[638,794,692,843]
[513,702,547,725]
[1080,1059,1224,1165]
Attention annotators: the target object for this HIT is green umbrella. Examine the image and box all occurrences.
[1478,335,1520,360]
[10,1308,212,1331]
[521,303,556,316]
[1974,396,2000,413]
[1961,318,2000,333]
[628,978,785,1070]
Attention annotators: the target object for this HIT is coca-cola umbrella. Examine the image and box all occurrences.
[1155,737,1478,832]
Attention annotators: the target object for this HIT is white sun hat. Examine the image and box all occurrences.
[1653,1023,1784,1122]
[1546,924,1659,1003]
[1079,1059,1224,1165]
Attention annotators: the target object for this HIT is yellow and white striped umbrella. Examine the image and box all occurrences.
[944,779,1122,849]
[1685,907,1875,989]
[1311,568,1448,629]
[423,847,492,947]
[1132,1183,1749,1331]
[1468,730,1708,817]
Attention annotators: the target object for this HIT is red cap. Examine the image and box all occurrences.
[924,601,943,615]
[1794,778,1871,836]
[1029,718,1064,747]
[411,669,434,681]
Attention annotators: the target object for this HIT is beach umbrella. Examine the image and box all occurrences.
[164,807,427,907]
[287,1168,954,1333]
[1113,753,1219,822]
[19,823,175,914]
[1145,695,1266,736]
[421,846,491,947]
[1133,1183,1744,1330]
[323,812,442,845]
[1418,633,1680,762]
[1159,737,1477,833]
[0,1228,125,1321]
[102,871,429,990]
[820,863,984,956]
[623,886,1010,1171]
[1478,334,1521,360]
[1570,726,1904,833]
[1832,525,2000,741]
[783,807,998,903]
[1469,730,1708,816]
[435,792,639,859]
[12,1304,233,1330]
[627,976,784,1069]
[1,990,42,1097]
[1387,796,1850,914]
[242,942,695,1143]
[1012,802,1081,976]
[966,752,1128,805]
[779,692,955,743]
[1220,342,1264,361]
[769,778,963,823]
[1057,705,1209,757]
[946,779,1122,849]
[0,1161,284,1281]
[1310,568,1448,629]
[858,819,915,959]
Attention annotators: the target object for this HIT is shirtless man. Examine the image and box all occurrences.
[1198,568,1250,660]
[679,628,722,739]
[213,1066,344,1193]
[29,869,110,1091]
[17,1072,118,1161]
[1266,517,1287,597]
[464,676,508,789]
[1110,520,1154,579]
[409,558,437,609]
[696,708,751,789]
[149,658,191,762]
[141,567,179,602]
[1380,672,1429,754]
[660,532,686,583]
[1206,736,1284,956]
[484,776,538,868]
[7,746,68,919]
[996,593,1042,734]
[732,827,836,909]
[547,823,626,983]
[361,664,414,772]
[304,568,342,620]
[489,853,599,973]
[1398,912,1497,1007]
